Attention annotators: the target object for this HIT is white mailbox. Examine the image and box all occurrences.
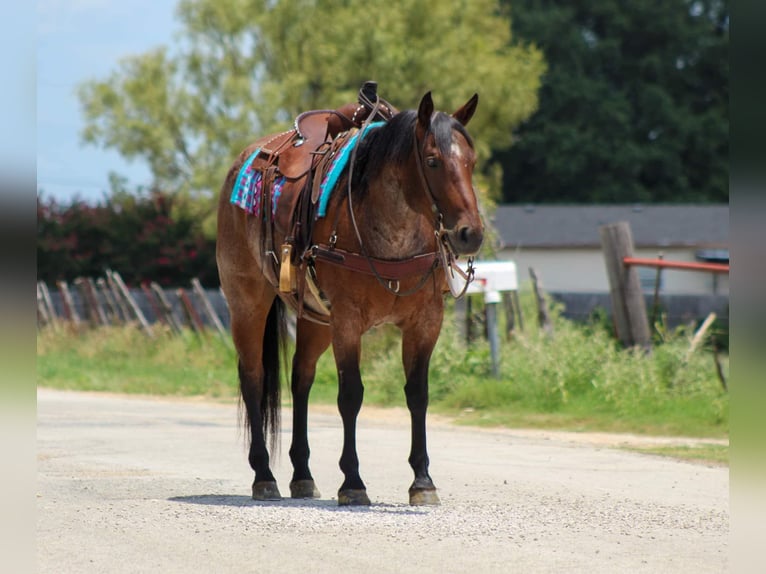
[463,260,518,299]
[455,260,518,377]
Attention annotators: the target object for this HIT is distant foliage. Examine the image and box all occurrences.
[495,0,729,204]
[77,0,545,230]
[37,190,218,286]
[311,290,728,437]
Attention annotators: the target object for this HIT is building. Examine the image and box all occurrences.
[491,204,729,295]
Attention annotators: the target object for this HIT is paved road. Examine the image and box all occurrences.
[37,388,728,573]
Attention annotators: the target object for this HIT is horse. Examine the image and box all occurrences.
[216,89,483,506]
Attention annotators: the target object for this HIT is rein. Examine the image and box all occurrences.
[318,98,475,298]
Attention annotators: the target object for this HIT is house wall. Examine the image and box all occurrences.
[496,247,729,295]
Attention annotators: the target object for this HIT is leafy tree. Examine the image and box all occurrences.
[494,0,728,203]
[37,190,218,286]
[79,0,545,231]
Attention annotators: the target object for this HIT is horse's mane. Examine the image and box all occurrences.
[348,109,474,199]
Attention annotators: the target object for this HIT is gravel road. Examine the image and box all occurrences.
[37,388,728,573]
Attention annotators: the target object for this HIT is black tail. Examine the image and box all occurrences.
[261,297,287,455]
[240,297,287,457]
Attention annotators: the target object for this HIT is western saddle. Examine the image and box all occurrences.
[242,82,401,324]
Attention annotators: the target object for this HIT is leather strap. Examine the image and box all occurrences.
[311,244,439,281]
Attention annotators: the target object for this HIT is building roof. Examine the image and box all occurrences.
[492,204,729,249]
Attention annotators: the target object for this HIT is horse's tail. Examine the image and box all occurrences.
[240,297,287,457]
[261,297,287,455]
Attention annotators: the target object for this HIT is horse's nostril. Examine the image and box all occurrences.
[449,225,483,255]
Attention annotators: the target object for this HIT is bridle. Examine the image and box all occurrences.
[325,97,476,298]
[412,117,476,299]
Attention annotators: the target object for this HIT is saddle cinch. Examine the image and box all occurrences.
[245,82,398,324]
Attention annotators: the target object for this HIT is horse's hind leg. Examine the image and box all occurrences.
[289,319,331,498]
[226,283,283,500]
[401,321,442,506]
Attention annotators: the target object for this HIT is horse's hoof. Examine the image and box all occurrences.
[337,489,371,506]
[290,479,321,499]
[409,488,440,506]
[252,481,282,501]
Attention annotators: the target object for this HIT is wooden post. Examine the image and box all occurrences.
[74,277,108,327]
[86,278,109,326]
[109,270,154,338]
[37,282,51,329]
[141,282,166,328]
[38,281,59,330]
[97,277,121,325]
[502,292,515,340]
[684,312,717,362]
[599,222,651,349]
[713,339,728,392]
[528,267,553,337]
[105,271,131,323]
[38,281,60,331]
[511,290,524,332]
[465,295,475,344]
[56,280,82,328]
[191,278,227,337]
[177,288,206,333]
[150,282,183,334]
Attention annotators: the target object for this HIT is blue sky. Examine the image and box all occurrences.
[37,0,177,203]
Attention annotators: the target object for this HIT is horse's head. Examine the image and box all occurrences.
[414,92,484,256]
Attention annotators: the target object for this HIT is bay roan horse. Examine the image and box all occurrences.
[216,91,483,506]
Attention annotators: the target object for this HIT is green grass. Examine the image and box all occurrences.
[621,444,729,466]
[36,325,239,398]
[37,290,729,444]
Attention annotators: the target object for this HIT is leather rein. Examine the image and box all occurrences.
[311,98,475,298]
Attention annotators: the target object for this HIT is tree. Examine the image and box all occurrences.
[37,191,218,286]
[494,0,728,203]
[79,0,545,231]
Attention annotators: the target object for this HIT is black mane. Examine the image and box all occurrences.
[347,109,474,198]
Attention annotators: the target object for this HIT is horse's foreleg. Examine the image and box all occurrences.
[289,319,331,499]
[332,328,370,506]
[402,324,441,506]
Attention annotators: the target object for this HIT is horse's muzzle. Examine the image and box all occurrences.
[445,225,484,256]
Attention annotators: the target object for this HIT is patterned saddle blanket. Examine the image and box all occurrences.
[230,121,384,220]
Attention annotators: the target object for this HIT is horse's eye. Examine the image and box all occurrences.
[426,157,439,168]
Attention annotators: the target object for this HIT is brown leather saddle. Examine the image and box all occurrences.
[242,82,398,323]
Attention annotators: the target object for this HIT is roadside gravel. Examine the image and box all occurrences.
[37,388,728,573]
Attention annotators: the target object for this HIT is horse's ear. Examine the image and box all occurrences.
[452,93,479,126]
[418,91,434,128]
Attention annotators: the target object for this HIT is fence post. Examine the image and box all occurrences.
[37,281,59,331]
[191,278,227,338]
[177,288,206,333]
[109,270,154,338]
[511,290,524,332]
[150,282,183,334]
[599,221,651,349]
[529,267,553,337]
[502,292,515,340]
[105,271,131,322]
[97,277,121,324]
[56,280,82,328]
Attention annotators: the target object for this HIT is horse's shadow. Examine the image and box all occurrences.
[168,494,429,514]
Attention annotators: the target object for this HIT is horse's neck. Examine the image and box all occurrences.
[357,165,436,258]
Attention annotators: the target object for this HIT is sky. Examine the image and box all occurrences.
[37,0,177,203]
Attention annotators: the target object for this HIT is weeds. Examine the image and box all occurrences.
[37,290,728,438]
